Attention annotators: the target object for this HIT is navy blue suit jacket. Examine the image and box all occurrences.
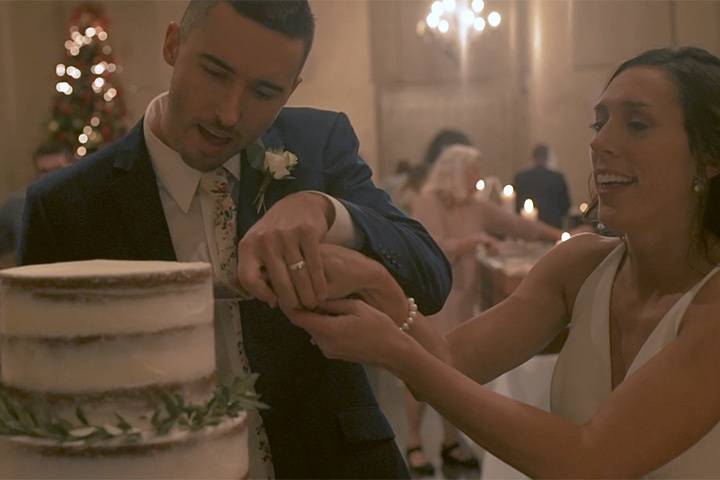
[19,108,451,478]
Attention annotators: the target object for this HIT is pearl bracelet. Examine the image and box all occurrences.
[399,297,418,332]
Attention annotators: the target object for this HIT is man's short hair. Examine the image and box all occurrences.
[180,0,315,64]
[532,144,549,164]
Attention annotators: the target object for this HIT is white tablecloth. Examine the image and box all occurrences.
[474,354,559,480]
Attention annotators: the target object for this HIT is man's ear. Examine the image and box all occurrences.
[163,22,181,67]
[289,75,303,97]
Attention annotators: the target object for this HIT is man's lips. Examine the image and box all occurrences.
[198,125,233,147]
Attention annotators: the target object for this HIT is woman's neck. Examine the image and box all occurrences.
[623,224,716,297]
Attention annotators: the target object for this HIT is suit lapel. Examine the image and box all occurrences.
[108,120,176,261]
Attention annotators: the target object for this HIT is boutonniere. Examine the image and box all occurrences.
[247,143,298,214]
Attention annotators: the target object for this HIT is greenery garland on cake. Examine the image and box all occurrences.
[0,375,266,444]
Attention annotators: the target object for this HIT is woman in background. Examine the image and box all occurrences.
[404,145,562,473]
[292,46,720,478]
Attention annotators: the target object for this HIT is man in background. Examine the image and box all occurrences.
[514,143,571,229]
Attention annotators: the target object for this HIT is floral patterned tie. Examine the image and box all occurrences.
[200,168,238,286]
[200,168,275,477]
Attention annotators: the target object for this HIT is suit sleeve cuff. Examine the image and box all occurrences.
[306,191,361,249]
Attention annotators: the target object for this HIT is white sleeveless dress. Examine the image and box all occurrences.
[551,243,720,478]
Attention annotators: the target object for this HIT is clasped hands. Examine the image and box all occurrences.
[234,191,408,364]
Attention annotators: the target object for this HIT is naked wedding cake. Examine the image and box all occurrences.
[0,260,253,479]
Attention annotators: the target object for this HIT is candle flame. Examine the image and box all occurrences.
[523,198,534,213]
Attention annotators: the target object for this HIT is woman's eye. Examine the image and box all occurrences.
[627,120,648,132]
[589,121,604,132]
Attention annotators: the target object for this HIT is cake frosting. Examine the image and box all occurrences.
[0,260,250,479]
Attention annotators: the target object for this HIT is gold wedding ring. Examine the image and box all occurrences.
[287,260,306,272]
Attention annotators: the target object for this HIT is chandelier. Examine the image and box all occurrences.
[416,0,502,62]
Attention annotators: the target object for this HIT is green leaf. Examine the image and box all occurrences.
[114,413,132,432]
[76,407,90,426]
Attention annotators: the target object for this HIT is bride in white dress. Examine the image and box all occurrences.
[289,46,720,478]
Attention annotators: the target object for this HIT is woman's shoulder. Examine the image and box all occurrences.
[531,233,622,303]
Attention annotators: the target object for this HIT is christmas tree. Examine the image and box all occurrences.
[46,3,128,158]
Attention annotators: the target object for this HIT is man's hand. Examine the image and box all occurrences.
[237,192,334,311]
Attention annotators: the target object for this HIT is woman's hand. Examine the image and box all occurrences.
[318,244,409,325]
[287,298,414,370]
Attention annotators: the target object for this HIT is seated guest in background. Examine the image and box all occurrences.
[514,143,571,228]
[0,143,72,264]
[401,144,561,474]
[289,46,720,478]
[18,1,451,478]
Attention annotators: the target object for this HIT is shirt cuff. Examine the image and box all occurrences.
[306,191,361,249]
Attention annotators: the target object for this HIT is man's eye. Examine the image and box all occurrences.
[202,66,223,78]
[254,89,275,100]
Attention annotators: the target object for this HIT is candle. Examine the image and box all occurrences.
[501,184,516,214]
[521,198,538,221]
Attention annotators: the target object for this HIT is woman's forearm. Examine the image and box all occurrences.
[388,342,610,479]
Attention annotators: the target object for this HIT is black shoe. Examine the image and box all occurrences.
[440,442,480,469]
[406,446,435,477]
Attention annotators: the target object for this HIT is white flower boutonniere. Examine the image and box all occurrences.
[248,144,298,214]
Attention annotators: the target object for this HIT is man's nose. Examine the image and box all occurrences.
[216,86,249,130]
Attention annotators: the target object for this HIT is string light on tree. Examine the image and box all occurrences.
[44,3,127,158]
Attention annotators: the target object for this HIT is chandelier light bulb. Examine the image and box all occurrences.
[77,146,87,157]
[85,27,96,37]
[503,184,514,196]
[90,116,101,127]
[98,31,108,41]
[473,17,486,31]
[431,0,445,15]
[461,9,476,26]
[442,0,456,13]
[438,19,450,33]
[476,179,486,191]
[488,11,502,27]
[55,64,66,77]
[78,133,89,144]
[426,13,441,29]
[471,0,485,13]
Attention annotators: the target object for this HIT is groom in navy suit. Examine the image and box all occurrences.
[19,1,451,478]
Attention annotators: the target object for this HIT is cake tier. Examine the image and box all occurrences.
[0,260,212,337]
[1,322,215,393]
[0,413,248,479]
[0,374,216,427]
